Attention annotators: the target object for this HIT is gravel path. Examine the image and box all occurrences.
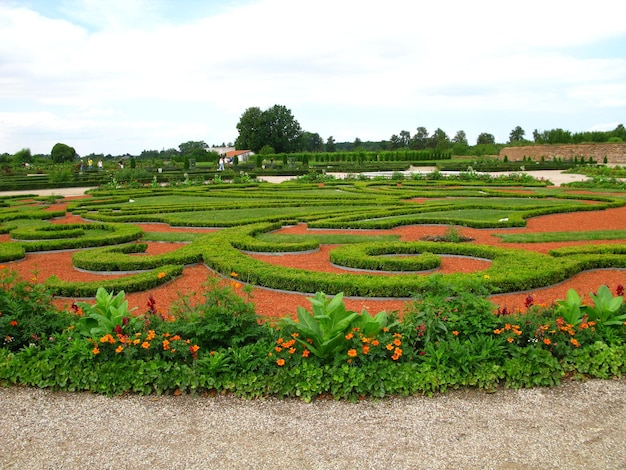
[2,379,626,469]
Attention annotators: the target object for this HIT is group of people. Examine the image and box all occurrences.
[80,159,104,172]
[217,156,234,171]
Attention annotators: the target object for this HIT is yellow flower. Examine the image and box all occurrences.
[483,274,490,279]
[230,271,238,278]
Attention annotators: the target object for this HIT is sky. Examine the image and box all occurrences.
[1,0,625,156]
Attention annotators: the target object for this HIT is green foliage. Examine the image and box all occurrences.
[74,287,140,338]
[587,285,626,326]
[50,142,76,164]
[280,292,391,362]
[165,277,268,351]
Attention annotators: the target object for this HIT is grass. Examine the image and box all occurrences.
[495,230,626,243]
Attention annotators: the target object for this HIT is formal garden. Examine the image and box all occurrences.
[1,170,626,401]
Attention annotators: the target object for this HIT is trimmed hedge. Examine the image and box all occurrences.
[12,223,143,252]
[330,243,442,271]
[72,242,204,271]
[0,242,25,263]
[45,264,183,297]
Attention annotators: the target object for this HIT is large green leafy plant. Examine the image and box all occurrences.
[74,287,140,338]
[280,292,391,361]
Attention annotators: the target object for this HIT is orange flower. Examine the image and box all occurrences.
[504,324,511,331]
[283,339,296,348]
[171,335,181,341]
[393,338,402,346]
[302,349,310,358]
[115,346,124,354]
[276,337,284,344]
[276,358,285,366]
[162,339,170,350]
[452,330,459,336]
[10,320,17,327]
[291,332,299,338]
[141,341,150,349]
[345,333,354,340]
[394,347,402,357]
[157,271,166,279]
[146,330,156,341]
[386,343,394,351]
[230,271,238,278]
[543,338,551,345]
[570,338,580,347]
[347,349,357,357]
[92,346,100,355]
[362,345,370,355]
[189,345,200,353]
[507,337,514,343]
[230,281,241,290]
[133,338,141,345]
[288,347,296,354]
[274,346,283,352]
[493,329,502,335]
[371,339,380,346]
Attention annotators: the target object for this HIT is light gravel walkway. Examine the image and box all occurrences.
[1,379,625,469]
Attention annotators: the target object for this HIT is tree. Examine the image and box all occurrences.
[452,130,468,145]
[301,132,324,152]
[411,127,429,150]
[235,107,265,152]
[430,128,451,150]
[389,134,402,150]
[399,130,411,148]
[235,104,303,154]
[508,126,526,143]
[179,141,208,159]
[476,133,495,145]
[353,137,363,149]
[51,142,76,163]
[326,136,336,152]
[13,148,32,165]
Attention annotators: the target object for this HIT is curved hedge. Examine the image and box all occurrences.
[330,242,442,271]
[45,264,183,297]
[11,223,143,252]
[200,223,613,296]
[72,242,204,271]
[0,242,25,263]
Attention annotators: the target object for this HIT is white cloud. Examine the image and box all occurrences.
[0,0,625,154]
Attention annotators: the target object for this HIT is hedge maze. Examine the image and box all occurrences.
[2,179,626,298]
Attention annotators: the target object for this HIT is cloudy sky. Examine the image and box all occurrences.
[1,0,625,156]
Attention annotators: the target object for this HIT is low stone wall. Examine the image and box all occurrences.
[499,143,626,164]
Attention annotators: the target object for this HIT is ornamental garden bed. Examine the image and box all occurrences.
[1,180,625,399]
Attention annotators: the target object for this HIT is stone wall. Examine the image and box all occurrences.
[498,143,626,164]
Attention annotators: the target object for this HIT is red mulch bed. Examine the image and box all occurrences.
[3,198,626,320]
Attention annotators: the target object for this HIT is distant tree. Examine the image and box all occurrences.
[509,126,526,143]
[430,128,451,150]
[301,132,324,152]
[13,148,32,165]
[353,137,363,149]
[235,105,303,154]
[612,124,626,141]
[389,134,402,150]
[235,106,265,152]
[325,136,336,152]
[51,142,76,163]
[476,133,495,145]
[179,141,208,159]
[411,127,429,150]
[399,130,411,147]
[452,130,468,145]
